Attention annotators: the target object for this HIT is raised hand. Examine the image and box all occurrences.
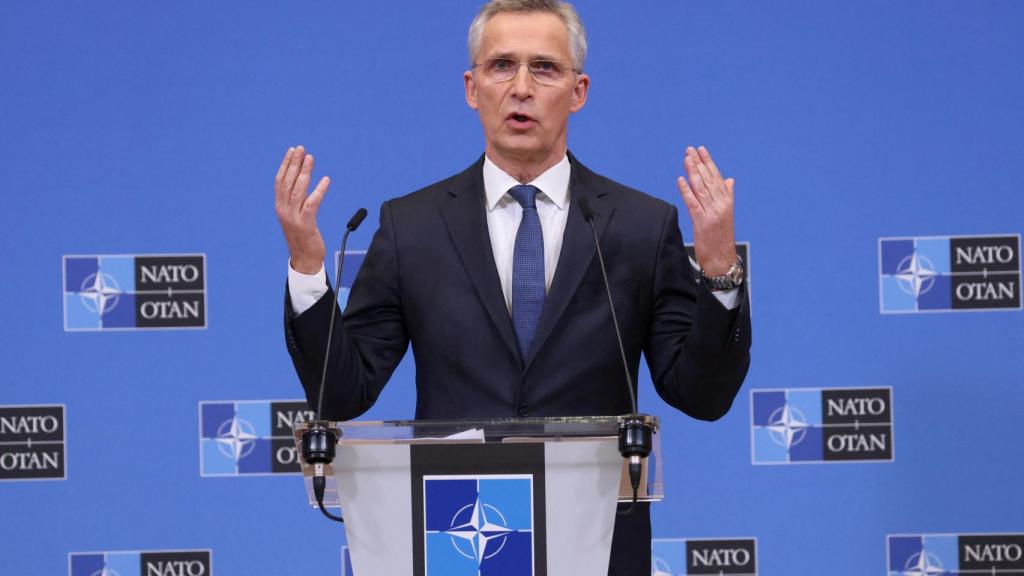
[676,146,737,276]
[275,145,331,274]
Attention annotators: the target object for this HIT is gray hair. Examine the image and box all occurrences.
[467,0,588,72]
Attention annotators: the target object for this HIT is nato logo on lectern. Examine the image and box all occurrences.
[423,475,535,576]
[888,533,1024,575]
[199,400,315,476]
[751,387,893,464]
[63,254,207,330]
[879,234,1021,313]
[651,538,757,575]
[0,404,66,481]
[69,549,212,576]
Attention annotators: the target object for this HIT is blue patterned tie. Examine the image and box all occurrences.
[509,184,545,361]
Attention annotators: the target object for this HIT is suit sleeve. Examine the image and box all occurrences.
[643,204,751,421]
[283,201,410,420]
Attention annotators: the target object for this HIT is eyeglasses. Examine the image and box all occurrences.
[474,58,577,86]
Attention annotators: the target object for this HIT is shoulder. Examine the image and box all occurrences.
[384,155,484,213]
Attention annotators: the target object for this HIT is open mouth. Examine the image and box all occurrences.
[506,112,536,127]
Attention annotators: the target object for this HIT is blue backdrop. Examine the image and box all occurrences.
[1,1,1022,574]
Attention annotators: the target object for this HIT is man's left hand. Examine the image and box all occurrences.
[676,146,737,276]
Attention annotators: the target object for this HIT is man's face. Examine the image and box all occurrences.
[464,11,589,167]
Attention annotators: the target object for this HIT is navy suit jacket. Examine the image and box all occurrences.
[284,153,751,574]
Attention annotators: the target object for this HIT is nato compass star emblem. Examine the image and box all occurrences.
[766,405,809,449]
[79,272,122,315]
[895,253,938,297]
[215,416,258,460]
[651,556,673,576]
[90,569,122,576]
[443,497,514,564]
[900,551,945,576]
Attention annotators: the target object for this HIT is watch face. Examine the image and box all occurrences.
[730,265,744,285]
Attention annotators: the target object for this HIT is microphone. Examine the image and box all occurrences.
[301,206,368,524]
[577,197,653,510]
[346,207,368,232]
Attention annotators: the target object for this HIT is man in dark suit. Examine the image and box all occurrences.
[275,1,750,574]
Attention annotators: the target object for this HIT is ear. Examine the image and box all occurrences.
[569,72,589,113]
[464,70,479,110]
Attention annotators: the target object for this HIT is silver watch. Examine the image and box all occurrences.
[701,257,745,291]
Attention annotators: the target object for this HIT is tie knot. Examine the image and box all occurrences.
[508,184,540,209]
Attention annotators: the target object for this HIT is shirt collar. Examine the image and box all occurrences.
[483,154,570,211]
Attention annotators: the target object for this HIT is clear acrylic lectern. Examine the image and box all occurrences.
[294,415,662,575]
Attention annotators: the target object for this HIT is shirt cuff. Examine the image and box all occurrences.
[710,287,740,310]
[287,260,328,315]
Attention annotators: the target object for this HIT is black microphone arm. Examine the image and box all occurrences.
[302,206,368,524]
[576,197,653,510]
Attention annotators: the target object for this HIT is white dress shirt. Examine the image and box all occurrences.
[288,154,738,314]
[483,154,570,312]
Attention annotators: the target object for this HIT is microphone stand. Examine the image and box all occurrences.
[300,207,368,523]
[577,197,654,512]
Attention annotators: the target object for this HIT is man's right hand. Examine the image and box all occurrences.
[275,145,331,274]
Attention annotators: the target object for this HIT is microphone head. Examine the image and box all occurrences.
[577,197,596,222]
[347,208,368,231]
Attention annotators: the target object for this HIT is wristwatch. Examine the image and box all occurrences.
[701,257,745,291]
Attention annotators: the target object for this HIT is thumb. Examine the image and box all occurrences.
[304,176,331,213]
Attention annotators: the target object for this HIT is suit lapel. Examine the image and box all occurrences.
[439,157,522,364]
[525,156,613,369]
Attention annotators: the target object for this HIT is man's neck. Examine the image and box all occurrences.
[485,144,567,184]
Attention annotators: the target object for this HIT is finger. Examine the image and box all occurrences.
[293,153,314,200]
[275,147,294,188]
[692,155,720,206]
[697,146,723,183]
[725,178,735,199]
[676,176,704,215]
[275,148,297,209]
[282,145,306,194]
[304,176,330,213]
[684,154,711,202]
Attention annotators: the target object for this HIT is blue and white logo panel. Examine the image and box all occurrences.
[341,545,353,576]
[69,549,212,576]
[334,250,366,311]
[199,400,314,477]
[751,387,893,464]
[63,253,207,331]
[888,533,1024,575]
[879,234,1021,313]
[423,474,534,576]
[652,538,758,575]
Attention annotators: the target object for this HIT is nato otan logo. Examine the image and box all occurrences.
[199,400,315,476]
[888,533,1024,575]
[334,250,366,310]
[424,475,534,576]
[751,387,893,464]
[651,538,757,575]
[0,404,66,481]
[69,549,212,576]
[63,254,207,331]
[879,234,1021,313]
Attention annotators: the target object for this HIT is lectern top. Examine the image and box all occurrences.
[307,414,660,443]
[293,415,664,508]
